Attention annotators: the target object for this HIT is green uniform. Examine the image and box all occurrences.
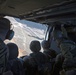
[0,38,8,74]
[59,40,76,70]
[53,26,76,71]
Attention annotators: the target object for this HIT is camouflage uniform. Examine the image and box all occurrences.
[41,40,57,61]
[0,38,9,75]
[53,25,76,73]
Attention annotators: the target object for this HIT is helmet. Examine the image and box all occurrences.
[30,40,41,52]
[5,30,14,40]
[41,40,50,49]
[0,18,14,40]
[61,25,76,43]
[7,43,19,60]
[55,53,64,63]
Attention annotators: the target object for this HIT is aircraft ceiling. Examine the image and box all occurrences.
[0,0,75,24]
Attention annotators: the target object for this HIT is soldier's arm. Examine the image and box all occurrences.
[0,38,8,74]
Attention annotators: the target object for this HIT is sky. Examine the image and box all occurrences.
[5,16,47,56]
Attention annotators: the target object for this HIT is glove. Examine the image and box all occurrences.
[62,58,76,70]
[3,71,13,75]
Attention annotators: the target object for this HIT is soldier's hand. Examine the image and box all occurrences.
[62,58,75,70]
